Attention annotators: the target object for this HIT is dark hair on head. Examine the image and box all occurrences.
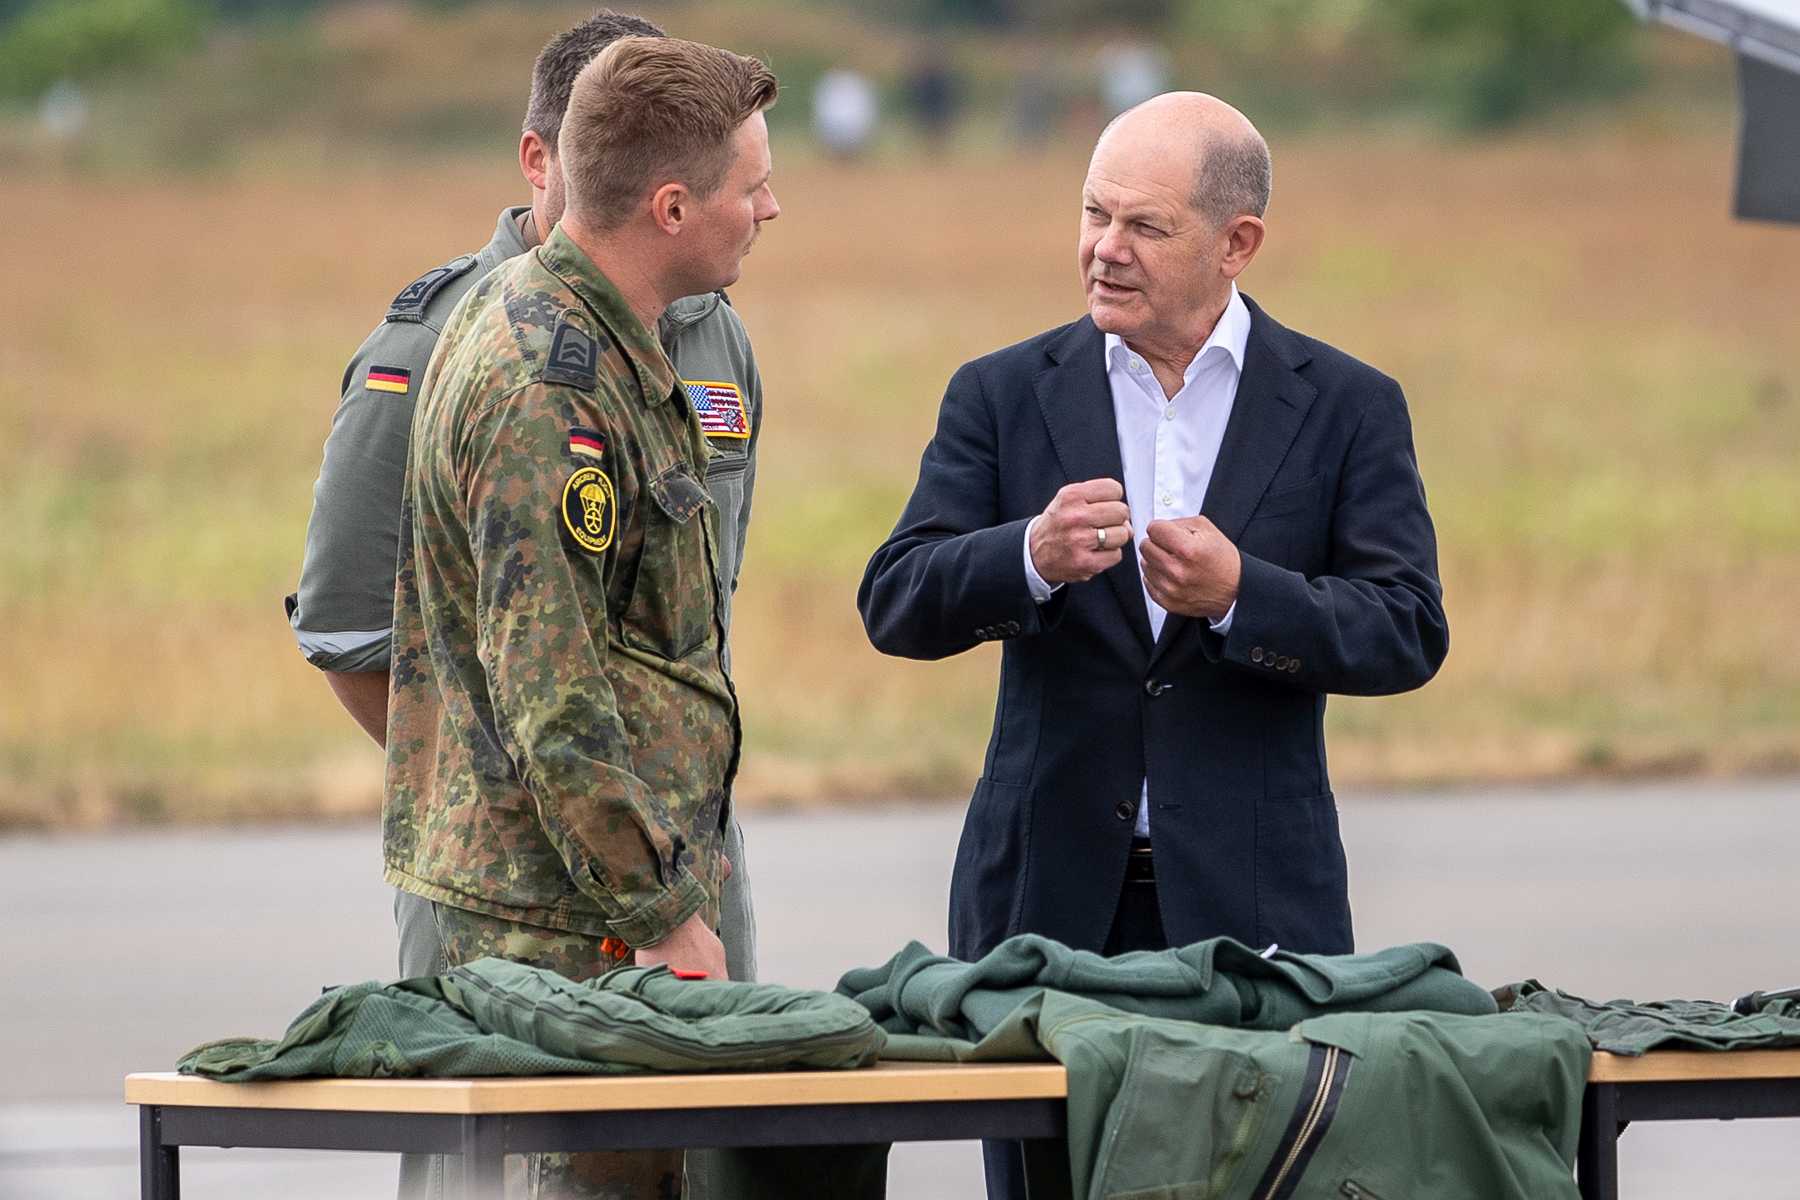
[523,9,668,151]
[560,36,778,230]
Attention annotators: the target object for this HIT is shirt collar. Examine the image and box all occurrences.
[537,224,676,405]
[1104,282,1250,383]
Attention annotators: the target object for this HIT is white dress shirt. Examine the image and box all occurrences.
[1024,283,1251,836]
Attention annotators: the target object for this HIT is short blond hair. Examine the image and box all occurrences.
[559,36,778,229]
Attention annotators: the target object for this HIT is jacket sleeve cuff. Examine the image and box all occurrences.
[1021,516,1063,604]
[602,870,709,948]
[286,594,393,672]
[1194,555,1283,664]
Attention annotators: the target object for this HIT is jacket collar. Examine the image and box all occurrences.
[539,225,676,405]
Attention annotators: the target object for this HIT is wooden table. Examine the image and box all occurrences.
[125,1062,1071,1200]
[1579,1047,1800,1200]
[126,1048,1800,1199]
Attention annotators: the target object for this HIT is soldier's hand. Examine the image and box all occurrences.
[1140,515,1241,621]
[1029,478,1131,585]
[634,910,728,980]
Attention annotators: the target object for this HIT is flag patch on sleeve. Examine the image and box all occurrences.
[683,379,751,440]
[569,427,607,460]
[365,365,411,395]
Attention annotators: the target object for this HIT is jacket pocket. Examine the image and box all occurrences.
[1249,473,1323,521]
[619,463,716,662]
[1100,1031,1274,1200]
[1254,792,1351,952]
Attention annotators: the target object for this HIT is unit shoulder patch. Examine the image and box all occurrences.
[385,255,477,324]
[682,379,751,440]
[561,465,617,554]
[543,316,600,390]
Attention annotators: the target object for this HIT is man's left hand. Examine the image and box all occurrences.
[1141,516,1241,621]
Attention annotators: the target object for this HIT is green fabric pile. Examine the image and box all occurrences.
[838,935,1588,1200]
[179,957,883,1080]
[1500,980,1800,1056]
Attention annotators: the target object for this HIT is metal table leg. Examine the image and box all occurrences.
[1577,1082,1621,1200]
[1020,1135,1075,1200]
[139,1106,181,1200]
[457,1114,506,1200]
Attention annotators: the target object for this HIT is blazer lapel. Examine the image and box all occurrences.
[1149,297,1317,668]
[1034,317,1155,656]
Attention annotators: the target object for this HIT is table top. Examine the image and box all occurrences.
[124,1062,1072,1115]
[125,1048,1800,1114]
[1586,1047,1800,1083]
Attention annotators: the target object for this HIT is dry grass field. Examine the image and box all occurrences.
[2,95,1797,826]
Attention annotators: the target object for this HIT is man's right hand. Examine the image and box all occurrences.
[633,910,728,979]
[1029,478,1132,584]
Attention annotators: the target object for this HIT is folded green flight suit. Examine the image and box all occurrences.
[1499,979,1800,1056]
[826,935,1588,1200]
[179,957,883,1080]
[837,933,1500,1056]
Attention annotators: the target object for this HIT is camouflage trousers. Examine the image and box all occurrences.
[398,903,683,1200]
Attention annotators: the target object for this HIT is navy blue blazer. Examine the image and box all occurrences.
[858,298,1447,960]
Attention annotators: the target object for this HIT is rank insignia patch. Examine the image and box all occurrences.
[365,365,411,395]
[683,379,751,440]
[544,317,598,390]
[561,465,616,554]
[569,427,606,460]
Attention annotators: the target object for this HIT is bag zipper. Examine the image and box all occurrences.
[1341,1183,1384,1200]
[1251,1042,1353,1200]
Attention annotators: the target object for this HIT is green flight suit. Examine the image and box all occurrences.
[179,958,881,1082]
[1500,979,1800,1055]
[822,935,1589,1200]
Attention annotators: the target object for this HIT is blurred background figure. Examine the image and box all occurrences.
[36,78,88,140]
[813,65,879,159]
[1095,40,1169,118]
[1010,57,1063,149]
[904,41,961,155]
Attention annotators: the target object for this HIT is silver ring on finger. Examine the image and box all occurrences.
[1095,526,1108,551]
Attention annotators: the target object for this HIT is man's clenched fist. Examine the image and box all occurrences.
[1029,478,1133,585]
[1140,515,1241,621]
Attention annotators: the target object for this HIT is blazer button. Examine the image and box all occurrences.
[1004,621,1020,635]
[1288,659,1301,673]
[1114,800,1135,821]
[1276,655,1290,671]
[1251,647,1265,664]
[1143,679,1169,697]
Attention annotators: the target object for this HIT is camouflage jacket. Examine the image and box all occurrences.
[383,226,739,947]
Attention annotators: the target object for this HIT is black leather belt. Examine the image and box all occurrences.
[1125,837,1156,884]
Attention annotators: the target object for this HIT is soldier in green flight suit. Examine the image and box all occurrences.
[384,34,779,1200]
[285,7,764,1005]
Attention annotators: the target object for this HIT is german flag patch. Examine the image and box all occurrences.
[569,427,606,460]
[366,365,411,395]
